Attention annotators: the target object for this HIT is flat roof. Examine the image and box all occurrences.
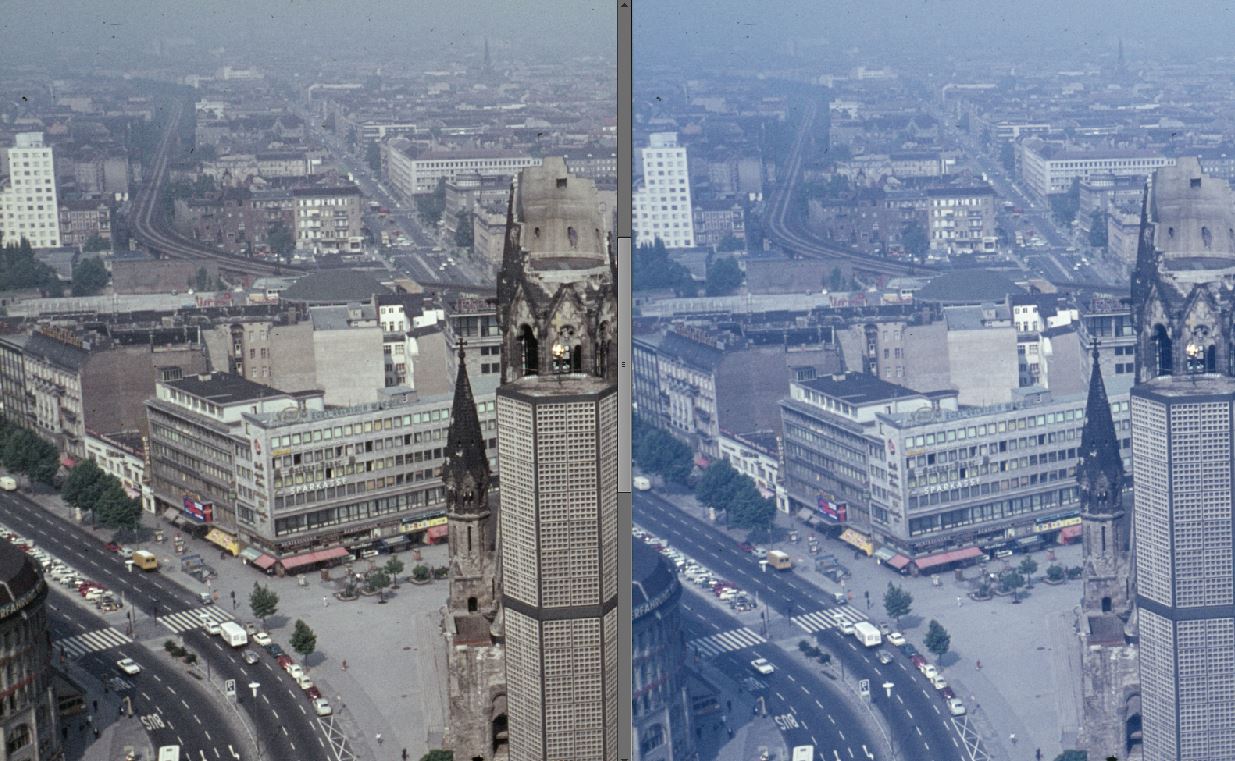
[166,373,287,405]
[799,372,919,405]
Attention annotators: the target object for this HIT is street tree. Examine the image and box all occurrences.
[250,583,280,625]
[1089,210,1108,248]
[705,256,743,296]
[63,460,107,508]
[454,211,474,250]
[924,619,951,661]
[71,258,110,297]
[365,141,382,174]
[883,583,914,627]
[1018,556,1039,581]
[901,222,930,258]
[96,484,141,531]
[267,222,295,261]
[384,556,405,586]
[83,234,111,252]
[632,240,696,296]
[290,619,318,663]
[695,461,741,509]
[999,570,1026,599]
[827,266,845,292]
[368,569,391,602]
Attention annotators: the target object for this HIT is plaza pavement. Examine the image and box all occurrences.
[26,489,452,761]
[653,486,1087,761]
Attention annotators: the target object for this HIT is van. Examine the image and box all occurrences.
[792,746,816,761]
[132,550,158,571]
[158,746,182,761]
[0,476,16,491]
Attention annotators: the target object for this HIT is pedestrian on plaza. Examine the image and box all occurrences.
[93,727,99,738]
[402,750,408,761]
[376,733,383,745]
[957,596,963,607]
[92,699,97,711]
[976,659,982,670]
[342,659,348,671]
[1009,733,1017,744]
[727,727,733,739]
[323,596,329,608]
[86,714,92,725]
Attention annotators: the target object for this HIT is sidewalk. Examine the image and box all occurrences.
[24,487,453,761]
[58,659,148,761]
[650,486,1087,760]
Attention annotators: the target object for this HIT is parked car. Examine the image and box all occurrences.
[899,642,920,658]
[930,674,949,690]
[921,664,940,681]
[840,621,857,636]
[886,632,907,647]
[750,658,775,675]
[287,664,305,680]
[243,622,259,636]
[738,543,753,553]
[252,632,272,647]
[910,655,927,671]
[312,698,332,717]
[242,650,260,665]
[877,622,893,635]
[948,697,967,716]
[306,686,322,701]
[276,655,294,670]
[266,643,286,658]
[875,650,894,665]
[104,543,121,553]
[941,686,956,701]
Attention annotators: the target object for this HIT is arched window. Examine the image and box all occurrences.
[567,226,578,249]
[551,326,578,373]
[520,324,538,375]
[1154,325,1172,376]
[468,596,478,613]
[572,345,582,373]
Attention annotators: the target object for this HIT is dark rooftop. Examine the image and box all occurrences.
[657,331,724,371]
[23,332,90,371]
[916,270,1026,304]
[281,270,391,304]
[799,371,919,405]
[633,539,677,622]
[0,542,42,620]
[166,372,286,405]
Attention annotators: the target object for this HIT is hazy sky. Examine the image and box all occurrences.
[0,1,614,64]
[635,0,1235,69]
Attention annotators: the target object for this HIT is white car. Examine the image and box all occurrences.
[287,664,305,680]
[921,663,939,680]
[886,632,907,647]
[252,632,272,647]
[750,658,775,675]
[930,674,949,690]
[948,697,966,716]
[116,658,141,675]
[840,621,857,636]
[313,698,332,716]
[204,620,222,636]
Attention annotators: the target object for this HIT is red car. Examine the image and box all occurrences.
[940,686,956,701]
[306,686,322,701]
[104,543,121,553]
[738,543,754,553]
[276,655,294,671]
[910,655,927,671]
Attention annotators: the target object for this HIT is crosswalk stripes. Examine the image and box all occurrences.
[157,605,233,634]
[791,604,869,634]
[687,627,766,658]
[55,627,133,659]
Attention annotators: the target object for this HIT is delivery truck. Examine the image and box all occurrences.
[853,620,882,648]
[131,550,159,571]
[219,621,248,648]
[766,550,793,571]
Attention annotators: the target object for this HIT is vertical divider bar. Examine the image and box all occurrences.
[616,1,633,758]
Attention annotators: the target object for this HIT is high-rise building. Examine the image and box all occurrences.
[495,158,618,761]
[1131,157,1235,761]
[0,132,61,249]
[634,132,695,249]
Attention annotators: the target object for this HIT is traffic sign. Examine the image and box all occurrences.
[858,679,870,699]
[224,679,236,698]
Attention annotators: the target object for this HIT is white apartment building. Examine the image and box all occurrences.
[0,133,61,249]
[1017,139,1172,198]
[382,144,538,199]
[634,132,695,249]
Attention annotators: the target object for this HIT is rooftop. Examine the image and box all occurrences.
[799,372,919,406]
[166,372,288,406]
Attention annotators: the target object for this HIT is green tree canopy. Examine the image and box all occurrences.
[1018,557,1039,579]
[632,420,693,485]
[717,234,745,253]
[267,221,295,260]
[901,221,930,258]
[71,257,110,297]
[290,619,318,660]
[633,240,696,296]
[1088,210,1108,248]
[384,556,405,581]
[695,461,742,508]
[365,141,382,174]
[705,256,744,296]
[1050,179,1081,226]
[83,234,111,252]
[883,582,914,625]
[250,583,280,623]
[63,460,107,508]
[454,210,474,249]
[416,178,447,226]
[827,266,845,292]
[924,619,951,660]
[0,425,59,484]
[95,483,141,530]
[0,239,62,295]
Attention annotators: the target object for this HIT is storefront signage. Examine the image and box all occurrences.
[283,477,348,496]
[182,497,214,523]
[1034,515,1081,533]
[399,515,448,534]
[817,497,848,522]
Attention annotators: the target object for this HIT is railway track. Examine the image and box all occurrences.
[129,100,306,278]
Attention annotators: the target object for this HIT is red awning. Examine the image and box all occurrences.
[1059,524,1083,542]
[279,552,319,571]
[315,546,351,563]
[252,554,276,570]
[913,546,984,571]
[887,554,911,570]
[426,525,449,540]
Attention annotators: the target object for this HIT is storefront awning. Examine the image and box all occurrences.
[1016,535,1043,548]
[239,546,264,563]
[205,528,241,555]
[839,528,874,556]
[426,525,449,541]
[379,535,411,548]
[315,546,351,563]
[913,546,984,572]
[887,554,911,570]
[1058,524,1083,542]
[874,546,898,563]
[252,554,276,570]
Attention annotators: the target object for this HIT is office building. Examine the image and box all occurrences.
[1017,139,1172,198]
[1131,157,1235,761]
[496,158,618,761]
[0,132,61,249]
[634,132,695,249]
[382,143,539,199]
[291,185,364,254]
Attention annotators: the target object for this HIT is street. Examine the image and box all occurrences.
[0,489,337,761]
[636,490,969,761]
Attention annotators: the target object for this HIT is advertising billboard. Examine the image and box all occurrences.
[182,497,214,523]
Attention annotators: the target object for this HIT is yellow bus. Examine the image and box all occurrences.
[767,550,793,571]
[132,550,159,571]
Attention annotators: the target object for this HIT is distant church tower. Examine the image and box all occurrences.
[1079,343,1131,616]
[442,346,508,761]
